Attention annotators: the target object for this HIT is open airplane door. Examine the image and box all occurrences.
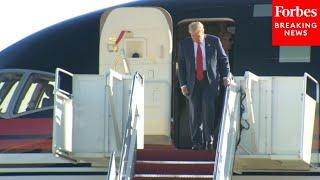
[235,72,319,171]
[99,7,173,142]
[52,68,144,165]
[52,69,108,164]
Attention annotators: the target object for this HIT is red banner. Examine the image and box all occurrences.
[272,0,320,46]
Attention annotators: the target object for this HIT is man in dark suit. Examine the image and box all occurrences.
[178,21,231,150]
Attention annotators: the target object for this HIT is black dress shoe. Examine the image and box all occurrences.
[205,141,214,151]
[192,143,203,150]
[212,142,217,151]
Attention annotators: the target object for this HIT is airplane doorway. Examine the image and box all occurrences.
[99,7,173,144]
[173,18,236,148]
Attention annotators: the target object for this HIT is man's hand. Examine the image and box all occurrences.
[223,78,231,87]
[181,86,189,96]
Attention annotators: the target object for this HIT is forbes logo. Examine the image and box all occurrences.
[275,6,317,17]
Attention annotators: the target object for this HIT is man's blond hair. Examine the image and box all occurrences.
[188,21,204,34]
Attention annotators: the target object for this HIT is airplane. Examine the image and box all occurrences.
[0,0,319,179]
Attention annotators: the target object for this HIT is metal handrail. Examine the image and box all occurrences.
[213,82,241,180]
[116,72,144,180]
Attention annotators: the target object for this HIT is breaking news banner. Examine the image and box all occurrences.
[272,0,320,46]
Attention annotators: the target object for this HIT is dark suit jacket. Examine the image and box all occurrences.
[178,34,230,96]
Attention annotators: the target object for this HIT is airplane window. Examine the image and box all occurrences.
[15,75,54,114]
[0,82,19,113]
[39,82,55,108]
[0,82,4,90]
[0,73,22,114]
[17,83,38,113]
[253,4,271,17]
[279,46,311,63]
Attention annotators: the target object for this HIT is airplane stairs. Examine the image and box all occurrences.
[104,73,319,179]
[134,144,215,179]
[134,84,240,179]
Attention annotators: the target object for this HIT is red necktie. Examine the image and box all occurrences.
[196,43,203,80]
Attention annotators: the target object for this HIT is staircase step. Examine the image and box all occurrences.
[136,160,215,165]
[137,149,214,161]
[135,161,214,175]
[134,174,213,179]
[135,144,215,178]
